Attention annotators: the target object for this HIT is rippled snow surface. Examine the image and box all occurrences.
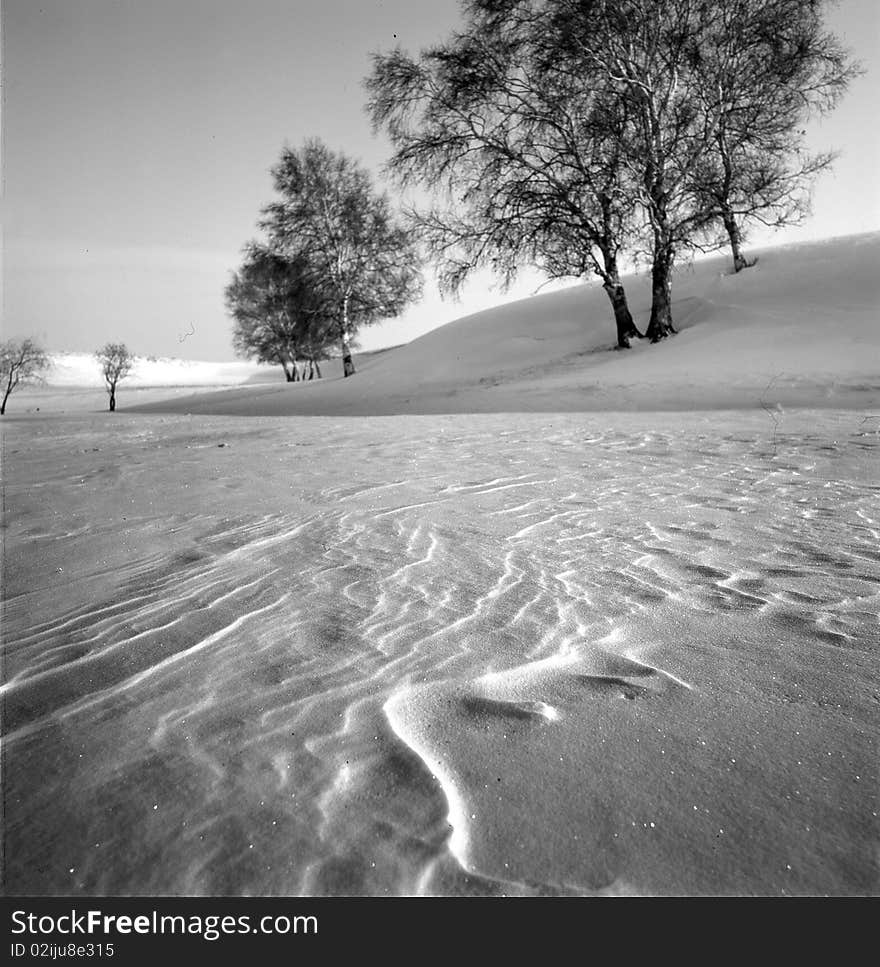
[3,411,878,895]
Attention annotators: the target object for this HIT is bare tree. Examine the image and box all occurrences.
[371,0,857,346]
[551,0,858,331]
[0,338,50,415]
[689,0,859,271]
[367,1,644,349]
[259,140,423,377]
[95,343,134,412]
[540,0,740,341]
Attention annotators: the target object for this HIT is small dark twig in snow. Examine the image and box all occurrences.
[759,374,783,457]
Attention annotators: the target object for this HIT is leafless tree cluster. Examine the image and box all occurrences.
[366,0,858,347]
[227,244,331,382]
[229,139,423,379]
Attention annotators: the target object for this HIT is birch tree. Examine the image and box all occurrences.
[370,0,857,344]
[95,343,134,412]
[688,0,859,272]
[367,0,645,349]
[259,140,422,377]
[552,0,857,325]
[0,338,50,415]
[543,0,733,341]
[226,244,333,381]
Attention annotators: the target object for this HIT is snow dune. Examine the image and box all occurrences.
[17,349,390,415]
[4,410,877,895]
[132,231,880,416]
[2,231,878,897]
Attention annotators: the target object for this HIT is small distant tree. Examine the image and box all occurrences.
[95,343,134,412]
[0,338,50,415]
[259,139,423,377]
[226,243,334,381]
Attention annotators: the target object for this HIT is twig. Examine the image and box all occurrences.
[758,373,783,457]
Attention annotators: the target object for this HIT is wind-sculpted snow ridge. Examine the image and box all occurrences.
[2,410,878,895]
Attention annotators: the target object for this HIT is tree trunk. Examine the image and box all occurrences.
[1,373,12,413]
[278,353,295,381]
[341,298,355,377]
[109,385,116,412]
[645,236,677,343]
[314,358,322,379]
[341,333,355,377]
[602,283,641,349]
[600,253,641,349]
[721,208,749,273]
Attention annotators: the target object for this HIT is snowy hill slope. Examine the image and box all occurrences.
[133,231,880,415]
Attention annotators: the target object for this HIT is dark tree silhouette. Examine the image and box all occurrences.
[0,338,50,415]
[226,243,333,381]
[542,0,736,342]
[259,139,423,377]
[370,0,856,346]
[96,343,134,412]
[525,0,858,333]
[367,1,644,349]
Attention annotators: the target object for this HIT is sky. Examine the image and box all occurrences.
[2,0,879,362]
